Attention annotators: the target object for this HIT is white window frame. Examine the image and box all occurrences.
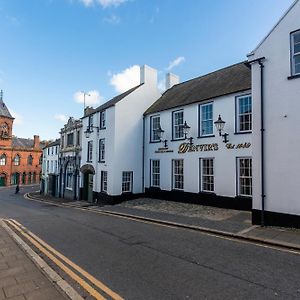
[236,94,252,133]
[172,159,184,190]
[0,154,6,166]
[99,139,105,162]
[66,164,73,190]
[151,160,160,187]
[122,171,133,193]
[150,115,161,142]
[237,157,252,197]
[14,155,20,166]
[101,171,108,193]
[199,102,213,137]
[200,158,214,192]
[100,111,106,129]
[172,110,184,140]
[87,141,93,162]
[291,30,300,76]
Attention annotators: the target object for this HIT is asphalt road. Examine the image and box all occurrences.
[0,185,300,300]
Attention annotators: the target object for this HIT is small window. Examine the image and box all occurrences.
[172,110,184,140]
[151,160,160,187]
[39,155,43,165]
[236,95,252,132]
[67,133,74,147]
[101,171,108,193]
[150,115,160,142]
[99,139,105,162]
[122,171,133,193]
[100,111,106,129]
[88,115,94,129]
[0,154,6,166]
[51,146,54,155]
[199,103,213,136]
[291,30,300,76]
[201,158,214,192]
[172,159,184,190]
[237,157,252,196]
[14,155,20,166]
[28,155,33,166]
[76,131,80,146]
[87,141,93,161]
[66,164,74,189]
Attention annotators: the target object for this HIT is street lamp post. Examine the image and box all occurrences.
[81,91,90,109]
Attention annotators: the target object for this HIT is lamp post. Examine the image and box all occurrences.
[214,115,229,143]
[156,126,168,148]
[81,91,90,110]
[182,121,193,145]
[84,125,99,138]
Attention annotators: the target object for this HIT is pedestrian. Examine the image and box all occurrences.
[15,184,20,194]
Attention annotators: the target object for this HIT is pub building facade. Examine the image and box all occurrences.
[144,62,253,210]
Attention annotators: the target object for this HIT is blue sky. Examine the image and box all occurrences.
[0,0,294,140]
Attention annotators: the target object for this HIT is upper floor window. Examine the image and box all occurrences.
[87,141,93,162]
[100,111,106,129]
[55,146,58,155]
[51,146,54,155]
[0,123,9,138]
[0,154,6,166]
[150,115,160,142]
[99,139,105,162]
[61,137,64,149]
[291,30,300,76]
[76,131,80,146]
[236,95,252,133]
[199,103,213,136]
[28,155,33,165]
[67,133,74,147]
[88,115,94,129]
[172,110,184,140]
[39,155,43,165]
[13,155,20,166]
[47,148,50,155]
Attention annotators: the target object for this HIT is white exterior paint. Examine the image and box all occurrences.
[144,91,252,198]
[249,0,300,216]
[80,65,161,199]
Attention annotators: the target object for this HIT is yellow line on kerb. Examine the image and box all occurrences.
[7,219,124,300]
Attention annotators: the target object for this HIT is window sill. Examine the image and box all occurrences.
[98,160,105,163]
[150,140,161,144]
[86,160,93,163]
[200,191,216,195]
[99,127,106,130]
[234,131,252,135]
[171,138,185,142]
[197,135,215,139]
[287,74,300,80]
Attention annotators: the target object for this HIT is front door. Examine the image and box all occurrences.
[0,174,6,186]
[88,174,93,203]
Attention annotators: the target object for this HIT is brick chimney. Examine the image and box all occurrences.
[33,135,40,149]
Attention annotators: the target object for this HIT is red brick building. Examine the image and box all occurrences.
[0,95,44,186]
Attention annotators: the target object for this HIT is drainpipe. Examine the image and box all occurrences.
[142,116,145,193]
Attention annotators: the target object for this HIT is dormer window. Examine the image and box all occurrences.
[291,30,300,76]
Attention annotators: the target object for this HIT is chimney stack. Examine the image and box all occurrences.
[165,73,180,90]
[140,65,157,86]
[34,135,40,149]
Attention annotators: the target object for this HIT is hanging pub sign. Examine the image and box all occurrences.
[178,143,219,154]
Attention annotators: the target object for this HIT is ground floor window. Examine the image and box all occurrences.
[101,171,107,193]
[172,159,184,190]
[151,160,160,187]
[122,171,133,193]
[201,158,214,192]
[22,172,26,184]
[66,164,73,189]
[237,157,252,196]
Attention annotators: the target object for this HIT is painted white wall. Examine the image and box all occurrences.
[249,0,300,216]
[144,91,252,198]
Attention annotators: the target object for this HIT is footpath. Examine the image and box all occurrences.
[0,222,65,300]
[28,193,300,252]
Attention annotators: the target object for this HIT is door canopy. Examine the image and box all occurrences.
[80,164,95,175]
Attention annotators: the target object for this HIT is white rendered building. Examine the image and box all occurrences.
[144,62,253,210]
[80,65,161,203]
[41,139,60,196]
[248,0,300,227]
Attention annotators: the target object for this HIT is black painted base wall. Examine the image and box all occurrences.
[252,209,300,229]
[145,187,252,211]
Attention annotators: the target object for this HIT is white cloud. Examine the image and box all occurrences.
[9,108,23,125]
[78,0,127,8]
[109,65,140,94]
[157,79,166,93]
[54,114,68,122]
[166,56,185,71]
[103,14,121,24]
[73,90,103,107]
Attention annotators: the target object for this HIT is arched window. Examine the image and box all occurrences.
[13,155,20,166]
[0,154,6,166]
[28,155,33,165]
[0,123,9,138]
[22,172,26,184]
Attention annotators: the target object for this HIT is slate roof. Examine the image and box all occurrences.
[0,100,14,119]
[84,83,144,117]
[144,62,251,115]
[44,139,60,149]
[12,137,45,149]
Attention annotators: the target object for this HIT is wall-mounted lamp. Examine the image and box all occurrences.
[156,126,168,148]
[214,115,229,143]
[84,125,99,138]
[182,121,194,145]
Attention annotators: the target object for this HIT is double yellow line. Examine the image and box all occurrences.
[5,219,123,300]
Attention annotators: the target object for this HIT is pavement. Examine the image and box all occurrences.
[27,193,300,251]
[0,221,65,300]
